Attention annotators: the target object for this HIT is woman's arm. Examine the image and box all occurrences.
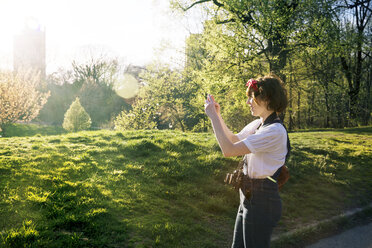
[205,95,250,157]
[211,95,240,143]
[218,114,240,143]
[209,115,251,157]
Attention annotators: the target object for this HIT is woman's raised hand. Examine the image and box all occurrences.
[210,95,220,115]
[204,94,220,118]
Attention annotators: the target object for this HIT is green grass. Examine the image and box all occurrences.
[0,126,371,247]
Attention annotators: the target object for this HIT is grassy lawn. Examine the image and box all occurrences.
[0,126,371,247]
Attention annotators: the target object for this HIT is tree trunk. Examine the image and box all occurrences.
[289,86,294,130]
[298,89,301,129]
[345,97,350,127]
[363,55,372,125]
[307,89,315,127]
[288,74,294,130]
[340,0,370,123]
[268,35,288,124]
[174,111,185,132]
[337,107,342,128]
[268,36,288,82]
[292,69,301,129]
[324,82,330,128]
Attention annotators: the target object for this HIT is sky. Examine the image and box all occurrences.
[0,0,206,73]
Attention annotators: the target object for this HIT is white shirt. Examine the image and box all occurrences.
[236,119,288,179]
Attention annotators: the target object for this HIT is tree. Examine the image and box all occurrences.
[172,0,322,131]
[71,57,130,127]
[183,21,263,131]
[37,68,78,125]
[0,70,50,136]
[114,64,201,131]
[171,0,371,129]
[37,57,131,127]
[62,98,92,132]
[114,98,158,130]
[337,0,372,120]
[174,0,307,80]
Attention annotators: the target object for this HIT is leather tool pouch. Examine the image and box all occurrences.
[224,159,244,191]
[224,157,290,193]
[277,165,290,190]
[224,158,252,197]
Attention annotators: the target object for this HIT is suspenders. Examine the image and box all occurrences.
[247,112,291,183]
[225,113,291,191]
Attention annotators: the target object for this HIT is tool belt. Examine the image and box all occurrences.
[224,159,245,191]
[224,158,290,195]
[224,167,253,198]
[224,112,291,194]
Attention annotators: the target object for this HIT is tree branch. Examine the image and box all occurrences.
[362,51,371,58]
[336,0,371,10]
[215,18,236,24]
[212,0,224,8]
[180,0,211,11]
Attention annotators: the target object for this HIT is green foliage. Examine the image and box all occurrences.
[0,125,371,247]
[168,0,372,130]
[35,0,370,132]
[0,70,50,136]
[38,58,131,127]
[114,98,158,130]
[62,98,92,132]
[115,64,201,131]
[71,58,132,127]
[184,22,258,131]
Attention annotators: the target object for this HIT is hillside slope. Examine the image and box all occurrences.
[0,127,371,247]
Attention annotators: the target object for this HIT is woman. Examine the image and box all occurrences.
[204,74,289,248]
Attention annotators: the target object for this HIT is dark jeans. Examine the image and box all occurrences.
[231,179,282,248]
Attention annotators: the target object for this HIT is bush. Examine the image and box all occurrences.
[62,98,91,132]
[114,99,158,131]
[0,70,50,136]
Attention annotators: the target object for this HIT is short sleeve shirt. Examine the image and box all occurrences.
[236,119,288,179]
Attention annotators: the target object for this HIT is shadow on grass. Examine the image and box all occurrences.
[1,177,129,248]
[298,146,371,170]
[283,142,372,218]
[2,123,66,138]
[335,126,372,134]
[293,126,372,135]
[43,178,127,247]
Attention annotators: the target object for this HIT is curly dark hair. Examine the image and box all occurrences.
[246,74,288,113]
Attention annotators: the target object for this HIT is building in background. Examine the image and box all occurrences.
[13,18,46,79]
